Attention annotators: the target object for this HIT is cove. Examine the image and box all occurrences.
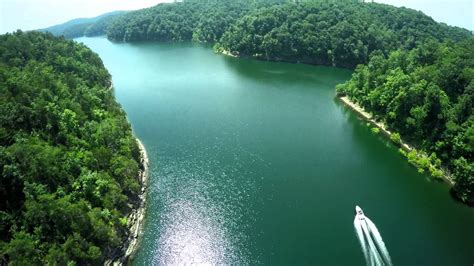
[76,37,474,265]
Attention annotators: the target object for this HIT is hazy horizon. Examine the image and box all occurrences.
[0,0,473,34]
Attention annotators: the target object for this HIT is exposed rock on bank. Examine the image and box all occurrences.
[105,138,149,265]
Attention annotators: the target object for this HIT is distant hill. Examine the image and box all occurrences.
[39,10,127,39]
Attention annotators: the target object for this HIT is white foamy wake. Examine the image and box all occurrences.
[354,218,369,262]
[354,213,392,266]
[366,217,392,265]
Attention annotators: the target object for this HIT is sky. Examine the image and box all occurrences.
[0,0,473,34]
[0,0,172,34]
[374,0,473,30]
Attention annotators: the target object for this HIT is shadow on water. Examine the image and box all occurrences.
[220,55,352,86]
[335,98,466,201]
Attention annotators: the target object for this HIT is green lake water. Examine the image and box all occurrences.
[77,37,474,265]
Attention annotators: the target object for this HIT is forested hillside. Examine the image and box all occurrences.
[337,38,474,204]
[40,11,126,39]
[0,31,142,264]
[107,1,255,42]
[216,1,471,68]
[104,0,470,68]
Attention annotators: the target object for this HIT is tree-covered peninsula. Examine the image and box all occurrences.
[0,31,143,264]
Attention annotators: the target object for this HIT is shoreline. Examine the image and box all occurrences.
[216,49,355,69]
[337,96,455,186]
[217,52,456,187]
[105,138,149,265]
[339,96,412,152]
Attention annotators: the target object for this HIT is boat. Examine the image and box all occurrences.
[355,205,366,221]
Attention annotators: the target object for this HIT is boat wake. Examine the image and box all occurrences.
[353,206,392,266]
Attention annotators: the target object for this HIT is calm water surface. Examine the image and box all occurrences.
[77,37,474,265]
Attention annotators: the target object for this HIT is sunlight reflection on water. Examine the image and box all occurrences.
[154,198,231,264]
[148,152,258,265]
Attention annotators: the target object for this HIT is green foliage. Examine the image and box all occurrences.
[60,23,94,39]
[84,13,126,37]
[335,84,347,96]
[390,133,401,144]
[453,157,474,204]
[107,1,256,42]
[105,1,469,69]
[371,127,380,134]
[429,166,444,179]
[217,1,471,68]
[340,38,474,203]
[406,149,431,174]
[119,217,128,227]
[0,31,141,264]
[398,148,407,157]
[3,231,42,265]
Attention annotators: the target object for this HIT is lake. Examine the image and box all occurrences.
[77,37,474,265]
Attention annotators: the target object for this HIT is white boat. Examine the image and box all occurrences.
[355,205,366,221]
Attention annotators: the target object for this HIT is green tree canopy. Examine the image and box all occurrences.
[0,31,142,264]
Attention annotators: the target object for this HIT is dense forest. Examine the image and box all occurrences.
[0,31,142,264]
[104,0,470,68]
[216,1,471,68]
[106,1,255,42]
[337,39,474,204]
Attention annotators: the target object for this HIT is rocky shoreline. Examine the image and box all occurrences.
[105,138,149,265]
